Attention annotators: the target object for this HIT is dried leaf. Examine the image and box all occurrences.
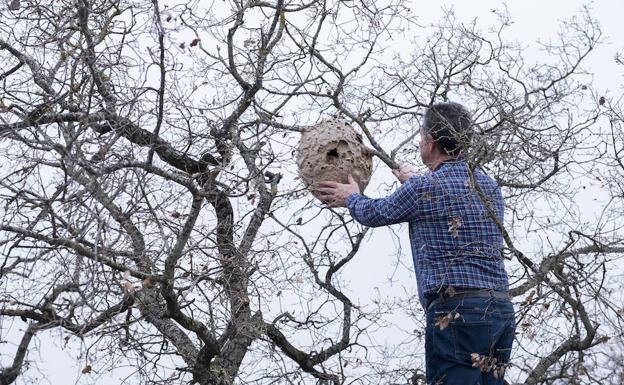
[470,353,503,374]
[190,38,200,47]
[448,217,461,237]
[123,281,135,294]
[434,312,453,330]
[598,335,611,343]
[444,286,457,298]
[142,277,153,288]
[470,353,481,367]
[522,290,535,305]
[8,0,19,11]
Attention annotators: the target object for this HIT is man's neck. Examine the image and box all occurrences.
[428,155,460,171]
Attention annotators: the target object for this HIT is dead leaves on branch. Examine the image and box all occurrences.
[470,353,509,379]
[434,311,460,330]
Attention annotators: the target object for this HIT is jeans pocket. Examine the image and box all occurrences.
[451,310,493,363]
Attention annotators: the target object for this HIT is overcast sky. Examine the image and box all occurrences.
[1,1,622,384]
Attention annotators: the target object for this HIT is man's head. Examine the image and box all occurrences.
[419,102,473,169]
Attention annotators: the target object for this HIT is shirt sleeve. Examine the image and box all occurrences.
[345,175,432,227]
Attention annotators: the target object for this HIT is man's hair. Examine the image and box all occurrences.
[423,102,473,156]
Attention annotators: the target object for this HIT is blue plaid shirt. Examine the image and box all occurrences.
[346,160,510,306]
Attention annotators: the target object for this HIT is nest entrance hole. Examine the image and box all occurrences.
[325,140,349,164]
[326,148,339,163]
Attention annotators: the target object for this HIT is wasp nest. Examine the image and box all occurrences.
[297,119,373,200]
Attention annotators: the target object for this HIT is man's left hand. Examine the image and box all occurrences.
[316,174,360,207]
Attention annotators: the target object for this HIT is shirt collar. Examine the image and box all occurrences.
[433,155,465,171]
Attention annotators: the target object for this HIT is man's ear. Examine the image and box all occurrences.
[426,134,442,156]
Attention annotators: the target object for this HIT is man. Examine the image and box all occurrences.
[317,102,515,385]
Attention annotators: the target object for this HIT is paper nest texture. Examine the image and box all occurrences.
[297,119,373,200]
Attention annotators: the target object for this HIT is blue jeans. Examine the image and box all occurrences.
[425,296,516,385]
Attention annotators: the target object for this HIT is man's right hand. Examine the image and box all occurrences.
[392,163,418,184]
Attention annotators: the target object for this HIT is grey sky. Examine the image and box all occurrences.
[1,1,622,384]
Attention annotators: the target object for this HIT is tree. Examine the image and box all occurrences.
[0,1,623,384]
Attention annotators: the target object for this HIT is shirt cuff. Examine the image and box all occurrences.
[346,192,363,209]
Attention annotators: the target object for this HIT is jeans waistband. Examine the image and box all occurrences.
[424,289,509,310]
